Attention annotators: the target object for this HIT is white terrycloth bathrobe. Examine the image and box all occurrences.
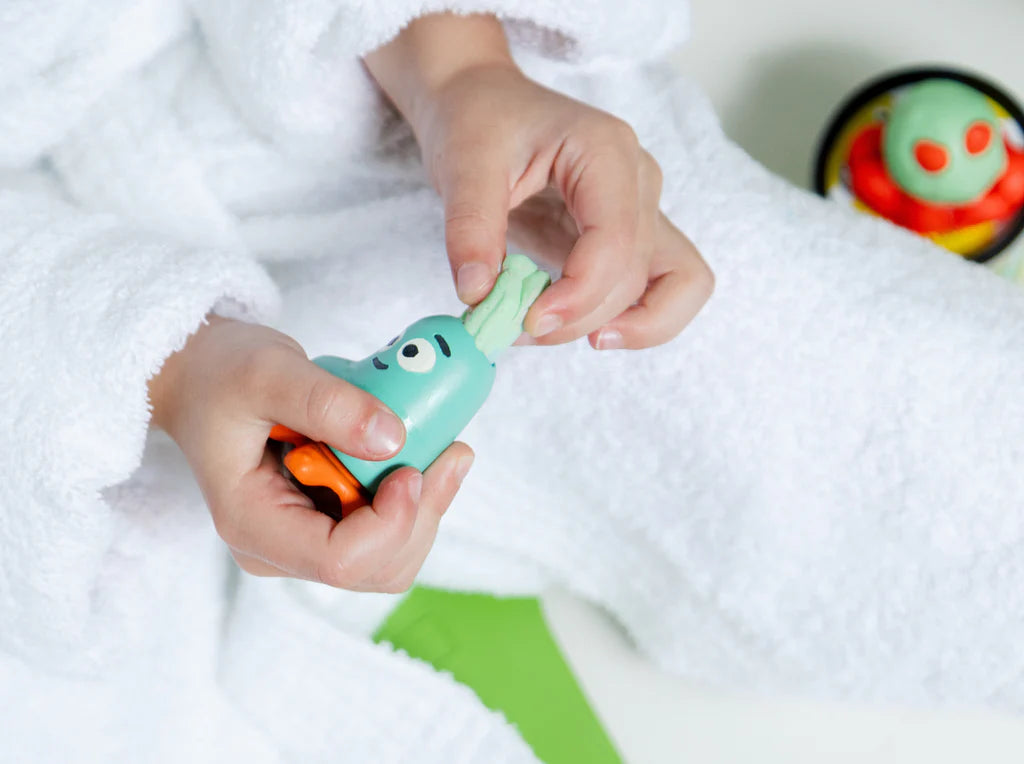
[4,1,1024,761]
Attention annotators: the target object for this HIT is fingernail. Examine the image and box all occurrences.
[407,473,423,504]
[456,262,493,302]
[595,328,624,350]
[364,409,405,456]
[531,312,563,338]
[454,453,475,483]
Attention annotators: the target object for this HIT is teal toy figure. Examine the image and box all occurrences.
[270,254,550,514]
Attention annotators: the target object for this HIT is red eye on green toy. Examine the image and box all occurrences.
[815,67,1024,268]
[966,121,992,155]
[914,140,948,173]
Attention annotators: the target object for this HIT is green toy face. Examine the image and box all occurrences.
[884,80,1007,204]
[313,315,496,490]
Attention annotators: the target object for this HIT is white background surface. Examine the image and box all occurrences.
[542,1,1024,761]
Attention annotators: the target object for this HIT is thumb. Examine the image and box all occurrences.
[439,149,510,304]
[263,355,406,461]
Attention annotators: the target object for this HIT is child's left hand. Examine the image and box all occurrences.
[365,13,714,351]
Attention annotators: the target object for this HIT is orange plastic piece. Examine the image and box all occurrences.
[269,424,309,447]
[283,442,370,517]
[269,425,371,516]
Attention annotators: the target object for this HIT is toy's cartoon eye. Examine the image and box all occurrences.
[914,139,948,172]
[965,121,992,155]
[396,338,436,373]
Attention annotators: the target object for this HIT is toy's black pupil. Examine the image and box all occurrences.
[402,344,418,358]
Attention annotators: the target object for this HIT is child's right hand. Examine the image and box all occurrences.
[148,316,474,592]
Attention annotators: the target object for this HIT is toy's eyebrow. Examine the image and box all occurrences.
[434,334,451,357]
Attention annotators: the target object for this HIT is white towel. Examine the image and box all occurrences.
[0,2,685,761]
[5,1,1024,762]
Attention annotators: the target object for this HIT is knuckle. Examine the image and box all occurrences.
[601,117,639,150]
[236,343,288,401]
[384,512,417,548]
[628,271,650,300]
[429,490,451,519]
[597,229,639,267]
[445,202,497,244]
[238,342,284,378]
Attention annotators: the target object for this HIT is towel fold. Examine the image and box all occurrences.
[0,187,278,668]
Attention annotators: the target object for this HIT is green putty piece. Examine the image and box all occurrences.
[462,254,550,361]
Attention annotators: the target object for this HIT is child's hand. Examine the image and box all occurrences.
[148,317,473,592]
[365,13,714,350]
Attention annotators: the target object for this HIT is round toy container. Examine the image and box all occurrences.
[815,67,1024,268]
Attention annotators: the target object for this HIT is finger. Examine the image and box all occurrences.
[532,144,664,345]
[253,349,405,460]
[439,141,512,304]
[418,441,474,520]
[553,150,663,344]
[218,456,422,588]
[231,550,288,578]
[589,213,714,350]
[217,451,312,579]
[364,442,475,593]
[525,124,643,341]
